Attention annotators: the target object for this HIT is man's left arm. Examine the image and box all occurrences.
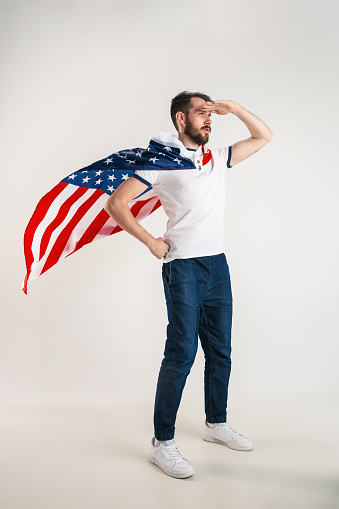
[202,100,274,167]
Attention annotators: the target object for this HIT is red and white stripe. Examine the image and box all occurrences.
[23,182,161,294]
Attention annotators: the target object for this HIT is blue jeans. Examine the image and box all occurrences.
[153,253,233,441]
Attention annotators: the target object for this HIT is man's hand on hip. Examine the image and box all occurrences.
[148,237,170,259]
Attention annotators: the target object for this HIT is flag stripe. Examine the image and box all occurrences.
[40,189,105,276]
[29,187,99,280]
[134,196,161,223]
[23,182,68,291]
[95,195,160,239]
[39,186,88,260]
[151,199,162,214]
[73,187,159,247]
[72,210,113,254]
[131,197,156,220]
[30,184,81,266]
[60,192,110,259]
[90,215,120,240]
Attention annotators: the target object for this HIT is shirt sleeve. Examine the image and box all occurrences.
[226,145,233,168]
[215,146,233,169]
[132,169,164,187]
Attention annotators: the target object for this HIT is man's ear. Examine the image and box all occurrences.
[176,111,185,129]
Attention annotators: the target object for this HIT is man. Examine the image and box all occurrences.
[104,91,274,479]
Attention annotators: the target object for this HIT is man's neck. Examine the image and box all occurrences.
[178,133,200,150]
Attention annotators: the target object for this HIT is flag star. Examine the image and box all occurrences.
[108,174,117,181]
[126,159,136,164]
[82,176,91,183]
[164,146,172,151]
[104,158,113,164]
[147,147,151,151]
[82,170,88,173]
[95,170,103,176]
[173,158,182,165]
[121,174,129,180]
[149,157,159,164]
[68,174,76,180]
[95,178,103,185]
[159,152,166,156]
[136,150,142,157]
[107,185,115,193]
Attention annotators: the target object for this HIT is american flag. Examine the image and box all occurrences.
[23,132,211,294]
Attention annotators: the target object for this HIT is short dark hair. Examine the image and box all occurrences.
[170,90,212,131]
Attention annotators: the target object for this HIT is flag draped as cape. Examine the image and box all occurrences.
[22,131,212,294]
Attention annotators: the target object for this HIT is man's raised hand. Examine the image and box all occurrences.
[202,100,237,115]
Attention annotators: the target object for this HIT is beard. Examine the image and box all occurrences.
[184,117,211,146]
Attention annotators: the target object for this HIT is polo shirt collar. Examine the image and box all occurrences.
[152,131,204,160]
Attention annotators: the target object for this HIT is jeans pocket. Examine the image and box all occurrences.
[163,262,172,286]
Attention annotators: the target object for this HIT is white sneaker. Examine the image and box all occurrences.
[202,421,253,451]
[149,437,195,479]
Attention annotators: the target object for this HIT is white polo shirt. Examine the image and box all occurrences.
[132,132,233,262]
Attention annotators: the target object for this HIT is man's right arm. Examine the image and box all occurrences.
[104,176,170,259]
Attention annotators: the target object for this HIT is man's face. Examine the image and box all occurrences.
[183,97,212,146]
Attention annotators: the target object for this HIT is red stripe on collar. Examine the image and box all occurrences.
[202,145,212,165]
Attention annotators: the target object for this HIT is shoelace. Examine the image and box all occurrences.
[216,422,243,438]
[161,441,186,462]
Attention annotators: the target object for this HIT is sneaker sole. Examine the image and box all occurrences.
[202,433,253,451]
[149,453,195,479]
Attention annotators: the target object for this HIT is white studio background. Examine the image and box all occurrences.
[1,0,338,410]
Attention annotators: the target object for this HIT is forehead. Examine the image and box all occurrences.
[189,97,208,111]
